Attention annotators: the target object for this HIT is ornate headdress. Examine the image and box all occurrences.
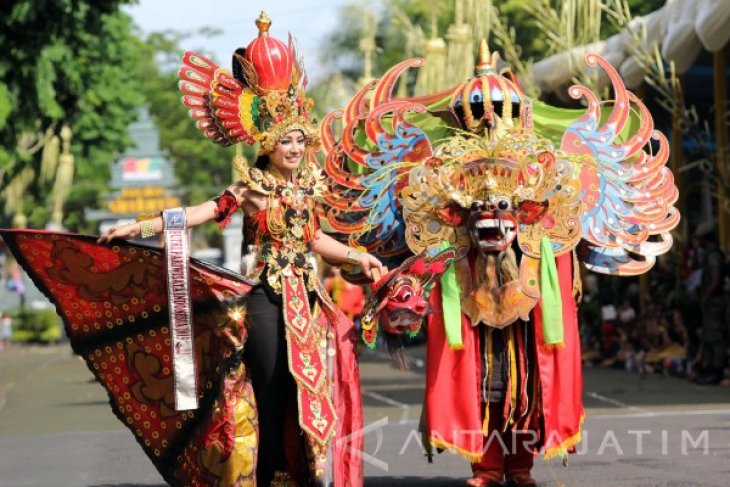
[179,11,318,154]
[449,39,528,138]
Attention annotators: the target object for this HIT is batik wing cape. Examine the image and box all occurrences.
[0,230,260,486]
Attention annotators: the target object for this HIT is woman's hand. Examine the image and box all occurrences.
[97,222,140,245]
[359,252,388,281]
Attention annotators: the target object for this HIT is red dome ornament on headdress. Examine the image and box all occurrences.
[178,11,317,154]
[244,13,293,91]
[449,39,528,138]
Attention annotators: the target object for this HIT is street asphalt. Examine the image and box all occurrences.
[1,344,729,486]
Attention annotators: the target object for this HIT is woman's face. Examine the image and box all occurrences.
[269,130,306,175]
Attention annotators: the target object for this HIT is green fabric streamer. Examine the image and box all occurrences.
[540,236,563,346]
[439,242,463,349]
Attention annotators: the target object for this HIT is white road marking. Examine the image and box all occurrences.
[364,391,411,424]
[586,391,649,412]
[367,408,730,428]
[590,408,730,420]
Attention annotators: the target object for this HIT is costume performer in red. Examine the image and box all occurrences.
[0,12,386,487]
[321,40,679,486]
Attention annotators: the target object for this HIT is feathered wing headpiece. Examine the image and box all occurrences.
[178,11,317,153]
[321,44,679,277]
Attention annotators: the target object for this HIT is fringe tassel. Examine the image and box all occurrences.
[572,249,583,303]
[542,413,586,460]
[429,436,484,463]
[516,322,529,424]
[506,326,518,428]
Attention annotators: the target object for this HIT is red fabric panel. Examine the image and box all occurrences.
[532,253,584,458]
[329,305,365,486]
[425,282,484,459]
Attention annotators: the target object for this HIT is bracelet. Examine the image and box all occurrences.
[344,247,363,266]
[342,246,365,273]
[139,219,156,239]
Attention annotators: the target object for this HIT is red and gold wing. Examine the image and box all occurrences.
[321,59,438,267]
[178,51,261,146]
[560,54,679,275]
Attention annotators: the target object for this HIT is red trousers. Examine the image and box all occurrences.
[471,402,536,485]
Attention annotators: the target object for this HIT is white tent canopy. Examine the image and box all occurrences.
[532,0,730,94]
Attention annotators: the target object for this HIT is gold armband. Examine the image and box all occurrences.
[139,220,156,239]
[137,212,160,239]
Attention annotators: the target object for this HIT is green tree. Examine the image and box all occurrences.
[320,0,665,85]
[0,1,147,231]
[137,30,245,206]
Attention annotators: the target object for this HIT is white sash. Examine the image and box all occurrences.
[163,208,198,410]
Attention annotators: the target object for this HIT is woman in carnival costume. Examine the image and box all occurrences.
[0,12,384,487]
[321,39,679,486]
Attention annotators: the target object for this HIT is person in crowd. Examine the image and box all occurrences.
[693,225,728,385]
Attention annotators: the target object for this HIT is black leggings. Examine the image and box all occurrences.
[243,286,291,486]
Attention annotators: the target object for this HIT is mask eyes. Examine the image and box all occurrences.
[480,197,513,212]
[495,198,512,212]
[390,283,415,303]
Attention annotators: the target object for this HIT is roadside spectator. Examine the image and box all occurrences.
[683,235,704,294]
[618,297,636,326]
[693,225,728,385]
[0,313,12,350]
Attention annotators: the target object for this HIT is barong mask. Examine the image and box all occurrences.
[179,11,319,154]
[322,40,679,332]
[442,42,567,257]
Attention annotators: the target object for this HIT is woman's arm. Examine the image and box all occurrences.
[97,182,247,244]
[310,230,387,280]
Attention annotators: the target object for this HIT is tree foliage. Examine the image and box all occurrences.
[320,0,665,84]
[0,3,256,237]
[0,0,147,231]
[137,30,247,206]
